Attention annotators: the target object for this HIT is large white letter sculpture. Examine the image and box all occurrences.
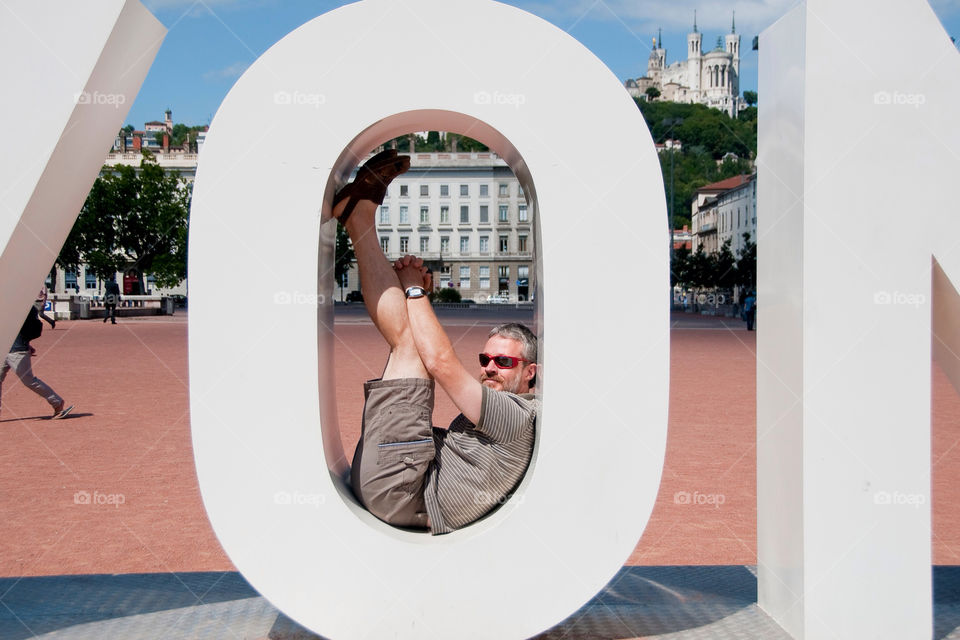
[0,0,164,349]
[758,1,960,637]
[188,0,669,638]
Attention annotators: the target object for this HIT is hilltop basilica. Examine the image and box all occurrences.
[625,13,743,117]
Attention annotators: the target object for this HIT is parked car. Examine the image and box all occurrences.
[485,294,510,304]
[345,291,364,303]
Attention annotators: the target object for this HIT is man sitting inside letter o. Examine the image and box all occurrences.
[334,150,539,534]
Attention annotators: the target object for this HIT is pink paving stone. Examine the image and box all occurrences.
[0,313,957,577]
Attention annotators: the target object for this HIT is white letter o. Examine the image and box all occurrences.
[188,2,668,638]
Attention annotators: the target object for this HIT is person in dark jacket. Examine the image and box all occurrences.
[1,306,73,419]
[104,277,121,324]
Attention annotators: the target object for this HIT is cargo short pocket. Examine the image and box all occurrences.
[377,438,435,488]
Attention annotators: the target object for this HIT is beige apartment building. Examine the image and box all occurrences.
[339,151,536,303]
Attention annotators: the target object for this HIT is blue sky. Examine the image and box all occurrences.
[130,0,960,128]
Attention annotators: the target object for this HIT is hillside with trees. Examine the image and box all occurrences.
[637,99,757,228]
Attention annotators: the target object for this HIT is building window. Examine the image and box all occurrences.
[399,206,409,224]
[479,236,489,253]
[440,184,449,197]
[420,237,429,253]
[420,206,430,224]
[518,204,528,222]
[460,205,469,224]
[460,236,470,254]
[518,265,529,279]
[480,184,489,197]
[400,185,408,197]
[518,235,528,252]
[400,236,409,253]
[439,265,451,289]
[499,235,509,252]
[440,205,450,223]
[479,266,490,289]
[65,270,78,290]
[499,205,508,222]
[499,265,509,278]
[498,183,508,196]
[420,184,429,197]
[380,237,390,253]
[460,265,470,289]
[440,236,450,253]
[379,205,390,225]
[518,186,525,199]
[84,269,97,289]
[460,184,469,196]
[479,205,488,223]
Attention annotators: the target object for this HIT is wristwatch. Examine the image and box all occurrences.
[404,286,427,299]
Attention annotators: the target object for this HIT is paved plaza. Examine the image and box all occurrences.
[0,308,958,638]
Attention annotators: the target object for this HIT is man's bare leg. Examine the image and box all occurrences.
[336,157,435,528]
[334,182,427,381]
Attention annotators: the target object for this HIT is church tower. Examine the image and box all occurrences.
[725,11,741,85]
[687,11,702,96]
[647,28,666,84]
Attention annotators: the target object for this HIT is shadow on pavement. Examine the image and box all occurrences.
[2,566,956,639]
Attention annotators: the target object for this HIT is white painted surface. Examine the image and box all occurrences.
[188,1,669,638]
[759,0,959,637]
[0,1,164,352]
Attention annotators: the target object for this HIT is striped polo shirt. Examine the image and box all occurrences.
[423,384,538,534]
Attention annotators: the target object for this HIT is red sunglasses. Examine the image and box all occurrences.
[479,353,532,369]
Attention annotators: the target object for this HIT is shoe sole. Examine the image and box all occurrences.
[52,405,74,420]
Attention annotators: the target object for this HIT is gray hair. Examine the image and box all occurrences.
[488,323,538,388]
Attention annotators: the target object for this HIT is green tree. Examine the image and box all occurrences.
[645,86,661,101]
[715,239,737,290]
[670,246,691,290]
[335,225,355,292]
[735,232,757,291]
[435,287,462,303]
[743,90,758,106]
[58,155,190,292]
[687,245,714,294]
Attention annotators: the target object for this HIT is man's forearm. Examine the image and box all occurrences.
[405,296,453,375]
[405,295,482,423]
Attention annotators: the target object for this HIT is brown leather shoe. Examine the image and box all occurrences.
[333,149,410,226]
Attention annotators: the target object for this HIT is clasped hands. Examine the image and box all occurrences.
[394,255,433,292]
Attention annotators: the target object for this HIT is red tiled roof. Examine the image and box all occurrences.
[696,174,754,193]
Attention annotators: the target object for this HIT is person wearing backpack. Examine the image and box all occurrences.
[1,306,73,419]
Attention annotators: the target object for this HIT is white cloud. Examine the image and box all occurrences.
[203,61,250,81]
